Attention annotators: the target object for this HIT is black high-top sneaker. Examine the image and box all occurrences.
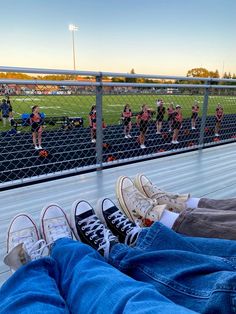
[71,200,118,259]
[96,198,142,246]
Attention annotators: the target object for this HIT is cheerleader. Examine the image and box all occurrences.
[30,106,44,150]
[88,105,96,143]
[156,100,166,134]
[215,104,224,137]
[191,101,199,130]
[122,104,132,138]
[136,104,152,149]
[171,105,183,144]
[167,103,175,132]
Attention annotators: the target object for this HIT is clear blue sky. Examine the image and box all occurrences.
[1,0,235,76]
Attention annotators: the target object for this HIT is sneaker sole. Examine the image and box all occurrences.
[40,203,71,242]
[115,176,136,223]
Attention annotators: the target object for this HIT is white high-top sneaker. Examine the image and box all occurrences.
[134,174,190,212]
[4,214,47,272]
[116,176,167,227]
[40,203,73,245]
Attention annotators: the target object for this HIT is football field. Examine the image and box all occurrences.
[4,94,236,127]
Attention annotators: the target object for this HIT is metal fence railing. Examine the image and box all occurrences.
[0,66,236,188]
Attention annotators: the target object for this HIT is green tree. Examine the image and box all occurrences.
[208,70,219,78]
[125,69,137,83]
[187,67,210,78]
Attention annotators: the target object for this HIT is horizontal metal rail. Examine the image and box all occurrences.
[1,66,236,83]
[0,78,236,90]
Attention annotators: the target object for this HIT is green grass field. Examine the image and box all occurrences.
[1,94,236,130]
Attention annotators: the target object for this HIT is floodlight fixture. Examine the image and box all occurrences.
[69,24,78,31]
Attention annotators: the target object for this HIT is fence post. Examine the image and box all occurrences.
[96,73,103,169]
[199,80,210,149]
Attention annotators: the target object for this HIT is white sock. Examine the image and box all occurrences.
[185,197,200,209]
[159,209,179,229]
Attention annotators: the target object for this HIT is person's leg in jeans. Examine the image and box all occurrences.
[71,200,236,314]
[0,213,69,314]
[110,222,236,314]
[40,202,195,314]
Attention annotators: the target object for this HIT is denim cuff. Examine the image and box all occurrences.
[135,222,164,250]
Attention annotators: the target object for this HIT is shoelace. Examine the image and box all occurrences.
[108,211,141,245]
[27,239,48,260]
[12,234,48,261]
[145,183,183,201]
[151,191,182,207]
[48,220,72,242]
[79,214,117,259]
[127,188,157,219]
[143,184,167,199]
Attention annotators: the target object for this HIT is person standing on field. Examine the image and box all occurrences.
[191,101,199,130]
[171,105,183,144]
[122,104,132,138]
[167,103,175,132]
[156,100,166,134]
[0,99,10,127]
[136,104,152,149]
[88,105,97,143]
[30,105,44,150]
[215,104,224,137]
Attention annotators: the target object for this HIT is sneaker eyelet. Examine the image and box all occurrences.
[81,226,85,230]
[85,232,88,235]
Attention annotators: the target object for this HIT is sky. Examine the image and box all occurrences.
[0,0,235,76]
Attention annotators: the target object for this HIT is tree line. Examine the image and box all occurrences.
[0,68,235,85]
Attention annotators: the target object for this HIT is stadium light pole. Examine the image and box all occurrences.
[69,24,78,70]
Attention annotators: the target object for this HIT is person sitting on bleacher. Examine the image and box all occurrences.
[2,196,236,313]
[30,105,44,150]
[116,173,236,240]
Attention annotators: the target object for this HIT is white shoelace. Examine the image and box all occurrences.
[143,184,167,198]
[27,239,48,260]
[108,211,141,245]
[48,220,72,242]
[12,234,48,261]
[79,214,117,259]
[146,183,184,201]
[127,189,156,219]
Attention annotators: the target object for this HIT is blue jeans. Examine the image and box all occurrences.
[110,222,236,313]
[0,236,195,314]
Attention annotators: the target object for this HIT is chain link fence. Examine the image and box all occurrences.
[0,67,236,188]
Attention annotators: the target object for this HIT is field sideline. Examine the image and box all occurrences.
[2,94,236,127]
